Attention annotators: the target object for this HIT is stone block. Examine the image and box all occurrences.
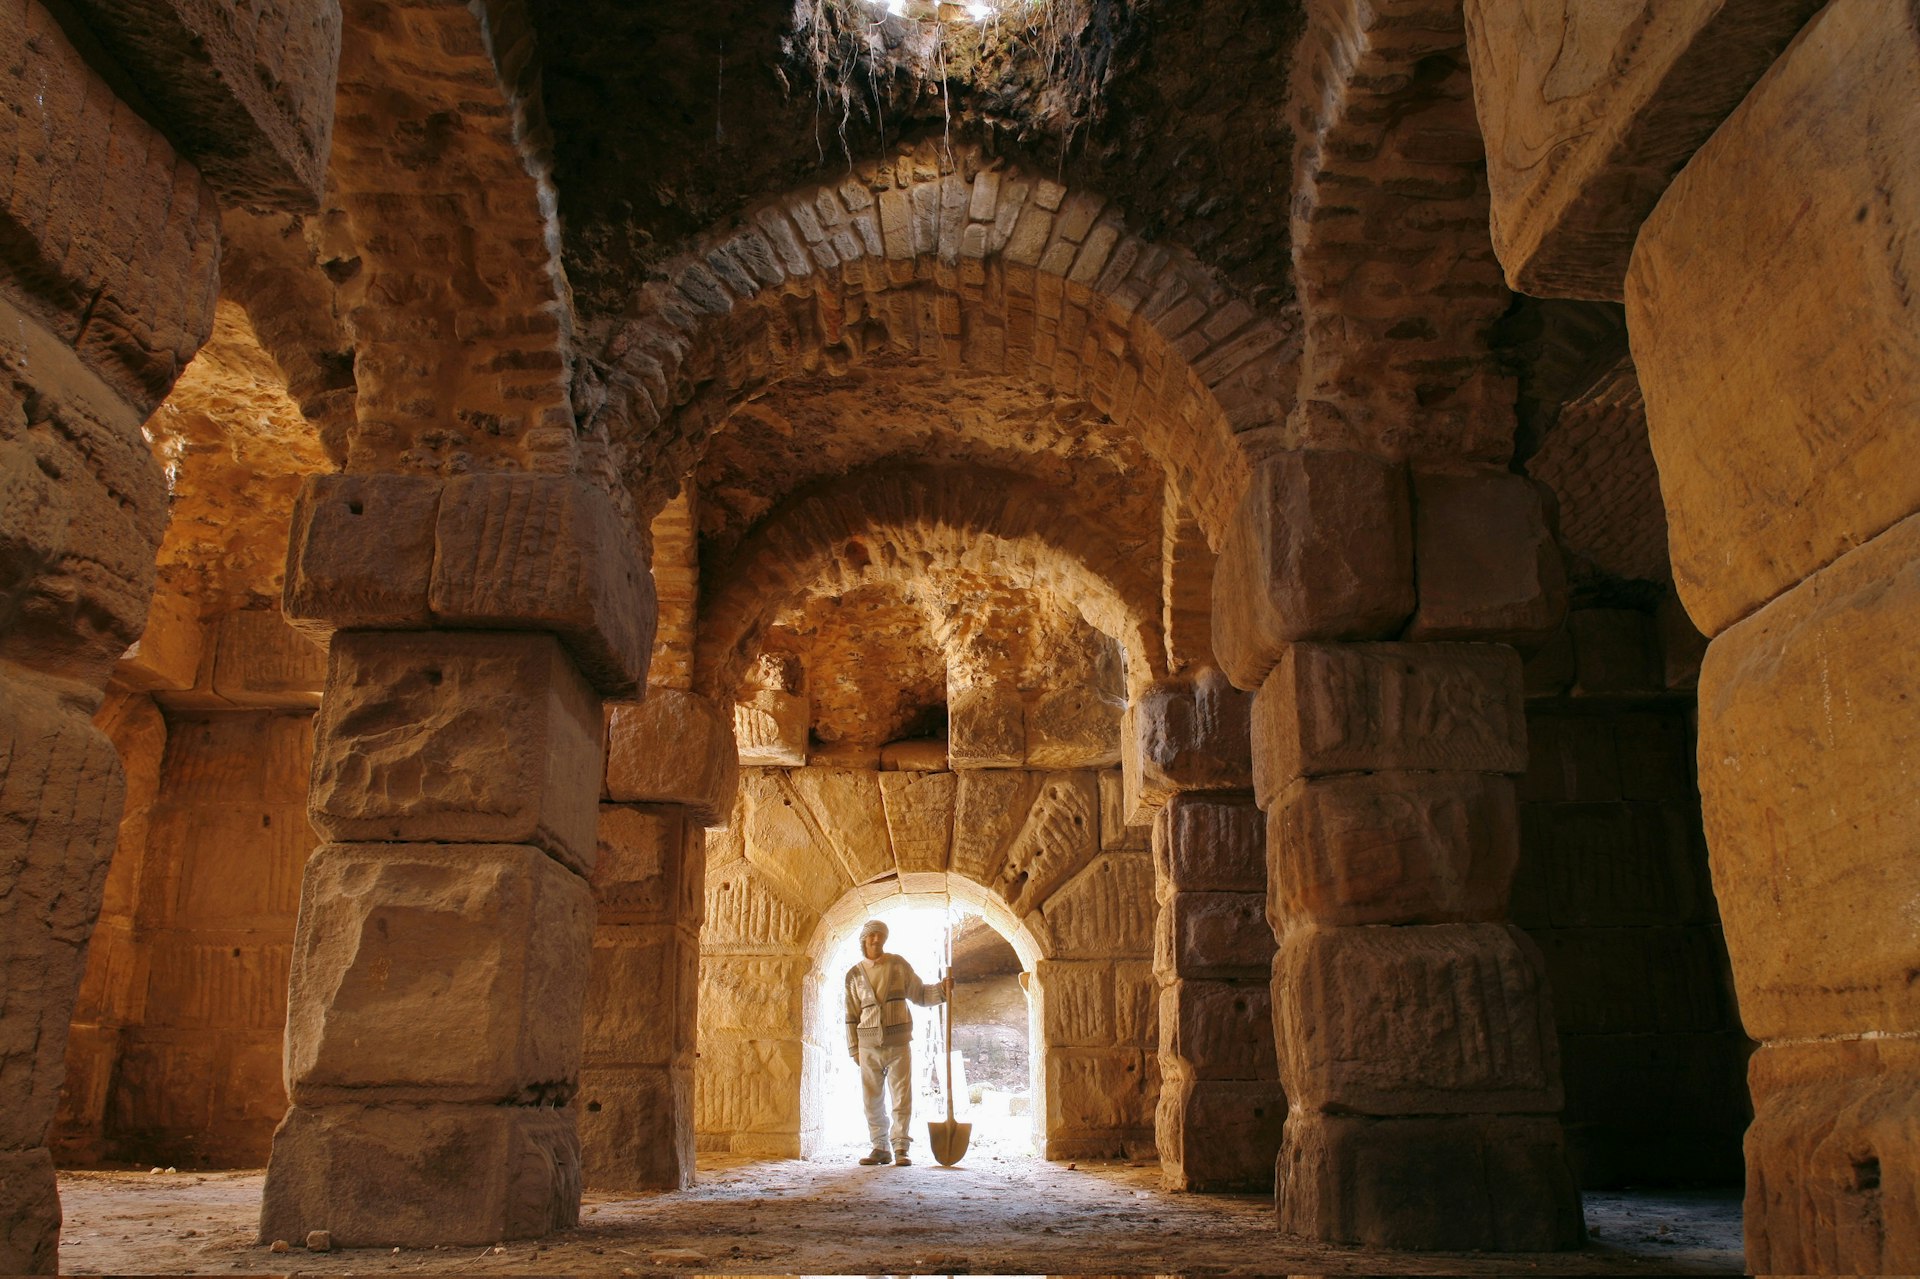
[1520,800,1704,927]
[693,1036,805,1139]
[1276,924,1562,1115]
[1156,1076,1286,1193]
[879,737,947,771]
[1268,773,1518,928]
[1408,472,1567,648]
[1516,711,1622,804]
[879,769,955,875]
[1277,1112,1585,1250]
[1212,451,1415,691]
[1155,893,1273,982]
[1032,852,1154,961]
[1612,711,1695,801]
[1696,513,1920,1040]
[604,691,738,827]
[699,954,808,1037]
[1159,979,1277,1080]
[582,924,698,1068]
[0,296,170,685]
[1626,0,1920,636]
[787,768,894,886]
[1025,686,1122,768]
[578,1065,694,1191]
[284,844,593,1104]
[1152,793,1264,899]
[1114,959,1157,1049]
[592,805,700,926]
[951,769,1043,888]
[1097,769,1149,850]
[60,0,340,208]
[1036,960,1114,1048]
[1123,670,1253,821]
[1533,927,1732,1035]
[309,632,602,872]
[115,589,203,692]
[259,1102,581,1246]
[210,610,326,708]
[733,690,807,766]
[0,1147,58,1274]
[702,863,813,953]
[282,473,439,634]
[948,682,1024,768]
[1466,0,1824,298]
[0,675,124,1150]
[430,474,656,696]
[1746,1037,1920,1276]
[1570,608,1659,696]
[0,5,219,412]
[1657,589,1708,690]
[1252,643,1526,806]
[1044,1046,1155,1137]
[996,771,1099,916]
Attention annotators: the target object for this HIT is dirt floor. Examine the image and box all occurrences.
[56,1144,1744,1276]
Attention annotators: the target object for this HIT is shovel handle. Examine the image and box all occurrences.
[943,967,956,1123]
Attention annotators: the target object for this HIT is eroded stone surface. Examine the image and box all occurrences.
[605,692,738,827]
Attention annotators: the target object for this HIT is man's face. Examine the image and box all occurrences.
[861,931,885,960]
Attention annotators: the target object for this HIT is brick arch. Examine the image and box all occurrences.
[694,465,1167,700]
[589,143,1302,548]
[697,765,1157,1160]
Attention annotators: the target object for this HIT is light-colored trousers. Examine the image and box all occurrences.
[857,1040,913,1151]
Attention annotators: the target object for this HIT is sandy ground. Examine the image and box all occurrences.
[56,1144,1744,1276]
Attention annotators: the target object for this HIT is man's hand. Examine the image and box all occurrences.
[942,974,954,997]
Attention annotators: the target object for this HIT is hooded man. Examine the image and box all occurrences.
[844,918,951,1166]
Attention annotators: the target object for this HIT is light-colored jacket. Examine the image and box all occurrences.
[845,952,945,1053]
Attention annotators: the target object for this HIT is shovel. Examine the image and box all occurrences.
[927,917,971,1166]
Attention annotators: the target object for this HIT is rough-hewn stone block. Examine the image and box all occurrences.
[1626,0,1920,637]
[282,473,439,634]
[1745,1037,1920,1276]
[1533,927,1732,1035]
[1252,643,1527,806]
[1278,1112,1585,1250]
[1697,513,1920,1040]
[1152,793,1264,900]
[1276,924,1562,1115]
[604,691,737,828]
[1037,960,1115,1049]
[115,589,203,692]
[1466,0,1825,299]
[1123,670,1253,821]
[1044,1046,1155,1137]
[259,1102,581,1246]
[1212,451,1415,691]
[1570,608,1660,696]
[1408,472,1567,648]
[1154,893,1273,982]
[1156,1075,1286,1193]
[693,1036,805,1138]
[209,609,326,708]
[1097,769,1149,851]
[1026,686,1122,769]
[0,3,220,413]
[948,681,1024,769]
[309,632,602,872]
[1159,979,1277,1080]
[733,690,807,766]
[0,675,124,1150]
[1269,773,1518,927]
[430,474,656,696]
[787,768,894,886]
[582,923,697,1068]
[592,805,701,926]
[578,1064,693,1191]
[0,1147,57,1273]
[1516,800,1705,927]
[1031,852,1154,960]
[284,844,593,1104]
[879,769,954,875]
[61,0,341,208]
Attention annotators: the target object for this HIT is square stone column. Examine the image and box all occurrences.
[261,473,653,1247]
[1256,642,1584,1250]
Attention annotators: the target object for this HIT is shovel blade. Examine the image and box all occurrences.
[928,1119,972,1166]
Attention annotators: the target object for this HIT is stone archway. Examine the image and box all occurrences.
[696,765,1156,1163]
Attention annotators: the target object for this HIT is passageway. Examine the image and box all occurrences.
[55,1161,1742,1276]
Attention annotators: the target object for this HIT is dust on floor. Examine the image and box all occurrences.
[57,1147,1743,1276]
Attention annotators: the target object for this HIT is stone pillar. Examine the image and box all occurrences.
[1619,2,1920,1267]
[260,472,653,1246]
[580,692,736,1190]
[1127,672,1285,1191]
[1212,450,1582,1249]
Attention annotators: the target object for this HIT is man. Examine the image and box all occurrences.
[844,918,951,1166]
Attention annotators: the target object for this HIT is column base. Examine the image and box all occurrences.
[1157,1076,1286,1191]
[579,1065,694,1191]
[259,1103,580,1246]
[1277,1112,1585,1251]
[0,1148,59,1274]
